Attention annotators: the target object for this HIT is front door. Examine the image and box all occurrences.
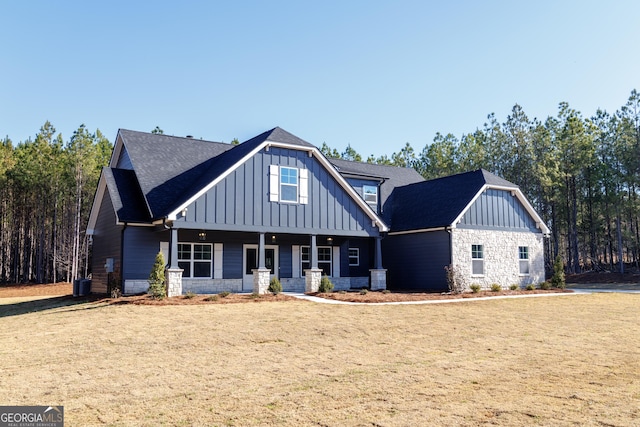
[242,244,278,291]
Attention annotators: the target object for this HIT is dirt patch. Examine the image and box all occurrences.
[100,292,298,305]
[0,282,72,298]
[312,288,572,303]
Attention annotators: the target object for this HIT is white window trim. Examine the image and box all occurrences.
[348,248,360,266]
[269,165,309,205]
[279,166,299,203]
[363,185,378,205]
[178,242,213,279]
[518,246,530,276]
[300,245,333,277]
[471,244,484,277]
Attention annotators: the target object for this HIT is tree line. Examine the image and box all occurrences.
[0,122,111,284]
[322,90,640,275]
[1,89,638,283]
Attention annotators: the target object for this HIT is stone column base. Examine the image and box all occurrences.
[166,268,184,297]
[304,268,323,293]
[253,268,271,294]
[370,269,387,291]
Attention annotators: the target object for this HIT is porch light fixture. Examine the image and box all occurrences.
[271,235,276,243]
[198,231,207,241]
[327,237,333,244]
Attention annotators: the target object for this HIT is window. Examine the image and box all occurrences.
[269,165,308,204]
[363,185,378,206]
[519,246,530,275]
[280,167,298,202]
[178,243,212,278]
[471,244,484,276]
[301,246,332,276]
[348,248,360,266]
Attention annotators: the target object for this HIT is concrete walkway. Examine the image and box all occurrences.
[285,291,584,306]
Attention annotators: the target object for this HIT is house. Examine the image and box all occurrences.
[87,128,549,296]
[382,169,550,291]
[86,128,423,296]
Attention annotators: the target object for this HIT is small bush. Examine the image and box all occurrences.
[490,283,502,292]
[509,284,519,291]
[539,281,551,290]
[470,284,481,293]
[250,292,261,299]
[268,277,282,294]
[382,289,391,294]
[184,291,196,299]
[525,284,535,291]
[359,288,368,295]
[318,275,334,293]
[205,295,218,302]
[110,287,122,299]
[148,251,167,299]
[551,255,566,289]
[219,291,230,298]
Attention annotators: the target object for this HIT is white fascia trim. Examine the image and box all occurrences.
[451,184,551,236]
[87,172,108,235]
[388,227,451,236]
[166,140,389,232]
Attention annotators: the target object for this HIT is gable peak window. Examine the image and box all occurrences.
[269,165,308,204]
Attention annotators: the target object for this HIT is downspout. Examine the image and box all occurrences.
[446,227,453,267]
[120,223,128,293]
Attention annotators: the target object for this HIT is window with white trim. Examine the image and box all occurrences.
[471,244,484,276]
[519,246,530,275]
[348,248,360,266]
[301,246,332,276]
[280,167,298,202]
[269,165,309,204]
[363,185,378,206]
[178,243,212,278]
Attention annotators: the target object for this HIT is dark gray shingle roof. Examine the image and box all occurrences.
[388,169,518,232]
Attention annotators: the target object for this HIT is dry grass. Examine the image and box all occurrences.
[0,293,638,426]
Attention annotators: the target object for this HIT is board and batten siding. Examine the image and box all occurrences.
[90,190,123,293]
[383,230,450,292]
[459,189,538,231]
[175,147,379,237]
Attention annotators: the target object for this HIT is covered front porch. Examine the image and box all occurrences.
[160,228,386,297]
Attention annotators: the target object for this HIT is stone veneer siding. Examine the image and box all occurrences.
[451,228,545,290]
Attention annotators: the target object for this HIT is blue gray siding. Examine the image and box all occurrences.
[459,189,538,231]
[122,227,168,281]
[115,145,133,169]
[176,147,379,237]
[344,177,380,213]
[383,230,450,292]
[90,190,123,293]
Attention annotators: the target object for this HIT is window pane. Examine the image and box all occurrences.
[472,260,484,275]
[178,261,191,278]
[519,260,530,275]
[519,246,529,260]
[194,244,212,260]
[318,247,331,261]
[281,184,297,202]
[319,262,331,277]
[194,262,211,278]
[245,248,257,275]
[280,167,298,184]
[178,244,191,260]
[472,245,483,259]
[348,248,359,266]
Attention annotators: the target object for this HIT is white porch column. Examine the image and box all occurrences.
[305,234,322,292]
[370,236,386,290]
[166,227,183,296]
[253,232,270,294]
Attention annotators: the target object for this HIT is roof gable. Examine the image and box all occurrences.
[388,169,549,234]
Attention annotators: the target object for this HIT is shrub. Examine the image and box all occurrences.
[268,277,282,294]
[551,255,566,289]
[318,275,334,293]
[147,251,167,299]
[470,284,481,293]
[490,283,502,292]
[205,295,218,302]
[184,291,196,299]
[382,289,391,294]
[250,292,261,299]
[219,291,230,298]
[110,287,122,299]
[525,284,535,291]
[509,284,519,291]
[359,288,368,295]
[444,264,466,294]
[539,281,551,290]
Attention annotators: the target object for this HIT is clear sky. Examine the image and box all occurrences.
[1,1,639,157]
